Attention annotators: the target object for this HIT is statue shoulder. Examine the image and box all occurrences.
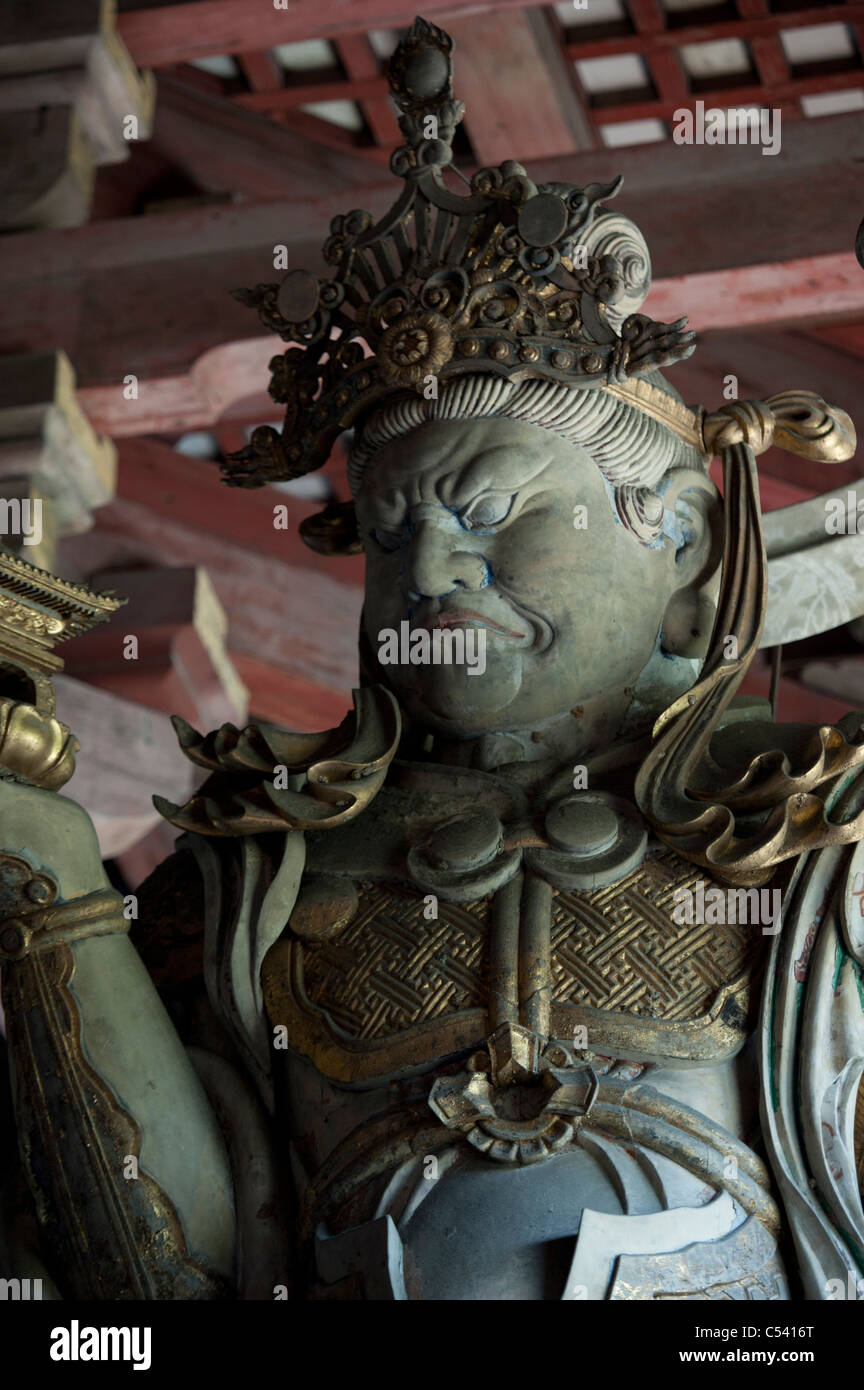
[151,686,401,838]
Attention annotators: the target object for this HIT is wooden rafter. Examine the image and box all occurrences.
[5,107,862,391]
[66,251,864,438]
[269,109,391,167]
[238,49,284,94]
[149,73,372,197]
[444,9,592,163]
[562,3,864,59]
[737,0,797,121]
[118,0,864,73]
[117,0,539,66]
[577,70,864,127]
[235,75,387,113]
[336,32,402,149]
[118,0,864,163]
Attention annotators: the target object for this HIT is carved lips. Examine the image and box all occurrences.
[426,608,528,642]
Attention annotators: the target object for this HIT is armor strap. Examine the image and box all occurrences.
[0,887,129,963]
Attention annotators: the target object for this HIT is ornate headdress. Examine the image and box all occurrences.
[224,16,700,498]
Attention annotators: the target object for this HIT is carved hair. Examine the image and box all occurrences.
[348,374,706,544]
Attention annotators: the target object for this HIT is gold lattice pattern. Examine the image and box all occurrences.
[551,852,759,1020]
[302,881,489,1040]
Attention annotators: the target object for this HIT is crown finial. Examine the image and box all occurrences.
[385,16,463,178]
[223,18,695,490]
[387,17,454,108]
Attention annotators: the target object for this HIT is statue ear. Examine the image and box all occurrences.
[659,468,723,659]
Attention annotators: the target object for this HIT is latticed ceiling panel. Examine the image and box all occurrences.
[134,1,864,158]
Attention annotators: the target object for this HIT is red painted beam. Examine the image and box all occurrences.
[58,491,364,702]
[563,3,864,59]
[236,74,388,112]
[644,252,864,333]
[150,73,370,195]
[112,435,364,584]
[272,109,391,166]
[239,49,285,93]
[627,0,665,35]
[71,251,864,436]
[233,654,353,731]
[444,11,586,164]
[118,0,535,67]
[6,112,863,393]
[120,0,864,68]
[809,323,864,360]
[588,70,864,126]
[337,32,402,149]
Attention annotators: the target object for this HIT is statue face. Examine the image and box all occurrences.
[355,416,705,740]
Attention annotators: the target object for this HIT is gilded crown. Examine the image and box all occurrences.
[224,16,696,490]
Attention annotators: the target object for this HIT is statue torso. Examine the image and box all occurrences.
[259,757,786,1300]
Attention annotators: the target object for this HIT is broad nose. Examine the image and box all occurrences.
[404,511,490,601]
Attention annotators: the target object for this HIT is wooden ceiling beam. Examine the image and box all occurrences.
[742,0,799,125]
[109,435,363,583]
[644,252,864,333]
[238,49,284,94]
[628,0,689,110]
[57,490,363,701]
[161,60,227,97]
[148,73,371,197]
[445,9,593,163]
[70,251,864,438]
[4,111,862,389]
[336,32,401,149]
[117,0,538,67]
[236,74,387,111]
[118,0,864,68]
[809,323,864,360]
[582,69,864,125]
[531,8,596,152]
[562,2,864,59]
[269,108,391,167]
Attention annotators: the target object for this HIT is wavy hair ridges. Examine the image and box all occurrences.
[348,376,704,542]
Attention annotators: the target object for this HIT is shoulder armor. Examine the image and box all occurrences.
[152,686,400,837]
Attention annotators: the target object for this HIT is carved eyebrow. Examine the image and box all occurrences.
[362,440,557,518]
[436,445,554,506]
[361,485,408,524]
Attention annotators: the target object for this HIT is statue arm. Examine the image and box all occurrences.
[0,778,236,1299]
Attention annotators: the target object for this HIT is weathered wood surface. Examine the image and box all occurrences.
[3,113,863,390]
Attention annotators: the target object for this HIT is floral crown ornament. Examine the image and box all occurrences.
[222,15,696,491]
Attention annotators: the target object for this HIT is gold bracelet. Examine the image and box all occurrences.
[0,887,129,963]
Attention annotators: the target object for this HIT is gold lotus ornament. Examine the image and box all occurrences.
[377,311,454,386]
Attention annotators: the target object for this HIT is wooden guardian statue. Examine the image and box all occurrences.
[1,18,862,1301]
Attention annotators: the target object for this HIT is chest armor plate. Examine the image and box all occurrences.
[262,846,763,1085]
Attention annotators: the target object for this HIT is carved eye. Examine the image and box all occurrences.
[371,526,403,553]
[459,493,514,531]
